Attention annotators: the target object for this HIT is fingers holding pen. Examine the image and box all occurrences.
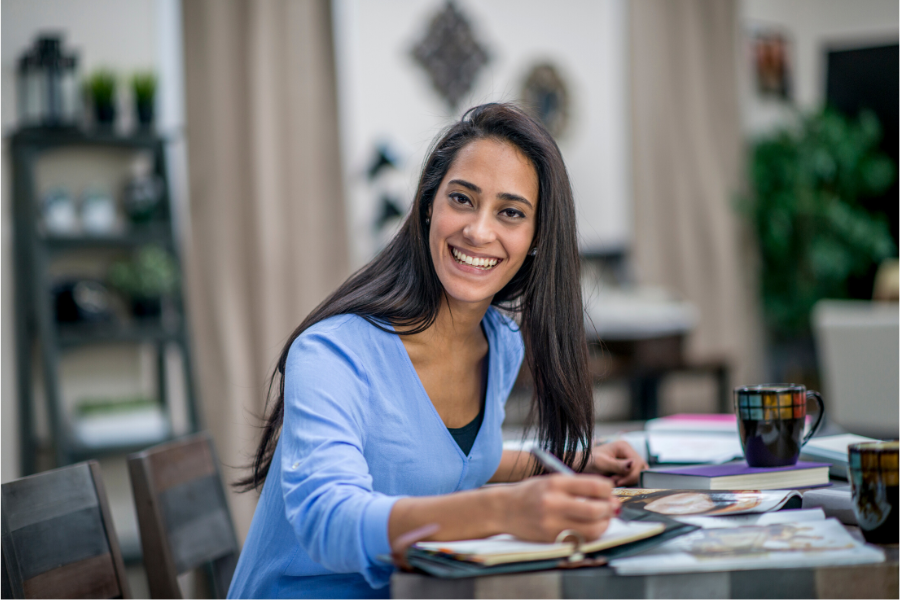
[503,474,621,543]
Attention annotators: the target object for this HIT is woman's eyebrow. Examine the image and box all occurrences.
[448,178,481,192]
[498,192,533,209]
[448,179,534,209]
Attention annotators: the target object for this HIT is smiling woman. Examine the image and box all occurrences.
[227,104,647,599]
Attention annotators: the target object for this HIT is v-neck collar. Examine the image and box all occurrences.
[390,311,496,460]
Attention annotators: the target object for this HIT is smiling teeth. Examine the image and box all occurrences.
[452,247,499,269]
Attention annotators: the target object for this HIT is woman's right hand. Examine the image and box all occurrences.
[499,474,620,543]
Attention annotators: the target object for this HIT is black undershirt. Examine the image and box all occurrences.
[446,352,488,456]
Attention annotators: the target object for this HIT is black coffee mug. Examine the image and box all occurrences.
[734,384,825,468]
[849,441,899,544]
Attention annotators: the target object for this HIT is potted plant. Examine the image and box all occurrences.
[108,244,178,318]
[740,109,896,380]
[85,68,117,127]
[131,71,157,128]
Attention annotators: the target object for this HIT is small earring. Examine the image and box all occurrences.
[425,217,430,225]
[529,247,537,256]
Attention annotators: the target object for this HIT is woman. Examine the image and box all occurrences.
[228,103,647,599]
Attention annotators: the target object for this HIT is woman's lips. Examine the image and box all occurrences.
[449,245,501,270]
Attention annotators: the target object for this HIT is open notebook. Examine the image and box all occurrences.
[412,518,665,567]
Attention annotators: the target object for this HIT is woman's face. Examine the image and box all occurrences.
[429,138,539,310]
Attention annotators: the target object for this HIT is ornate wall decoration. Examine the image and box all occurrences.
[520,63,570,139]
[411,1,489,110]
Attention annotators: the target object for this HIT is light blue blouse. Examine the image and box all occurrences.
[228,308,525,598]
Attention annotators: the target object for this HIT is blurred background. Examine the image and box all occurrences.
[2,0,897,591]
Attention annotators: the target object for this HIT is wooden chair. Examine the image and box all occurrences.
[127,432,239,598]
[1,461,132,599]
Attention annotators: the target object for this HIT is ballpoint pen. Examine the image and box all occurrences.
[531,447,576,476]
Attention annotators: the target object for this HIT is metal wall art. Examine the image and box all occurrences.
[520,63,570,139]
[411,1,489,109]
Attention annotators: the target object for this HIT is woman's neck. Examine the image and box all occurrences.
[400,295,490,351]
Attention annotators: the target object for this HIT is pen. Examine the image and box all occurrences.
[530,447,576,476]
[531,447,624,517]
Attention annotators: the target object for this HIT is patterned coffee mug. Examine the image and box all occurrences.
[733,384,825,467]
[849,441,899,544]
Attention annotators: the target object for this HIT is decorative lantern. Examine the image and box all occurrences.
[16,34,80,128]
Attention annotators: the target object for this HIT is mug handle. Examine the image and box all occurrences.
[801,391,825,447]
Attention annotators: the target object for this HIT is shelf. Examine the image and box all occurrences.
[57,320,182,349]
[70,404,173,459]
[41,226,174,252]
[67,435,180,462]
[13,124,199,475]
[11,127,168,150]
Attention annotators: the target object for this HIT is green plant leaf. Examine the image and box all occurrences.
[743,108,898,338]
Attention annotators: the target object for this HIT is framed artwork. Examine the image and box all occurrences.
[753,30,792,100]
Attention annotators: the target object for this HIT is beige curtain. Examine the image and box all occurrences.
[629,0,763,389]
[181,0,349,540]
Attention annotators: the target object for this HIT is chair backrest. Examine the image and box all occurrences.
[1,461,131,599]
[128,432,239,599]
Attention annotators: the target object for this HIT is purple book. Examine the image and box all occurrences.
[641,461,831,490]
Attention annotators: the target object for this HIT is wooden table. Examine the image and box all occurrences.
[392,535,898,599]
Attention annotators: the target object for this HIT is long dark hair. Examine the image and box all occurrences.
[235,103,593,491]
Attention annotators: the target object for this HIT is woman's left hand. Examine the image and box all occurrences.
[584,440,648,487]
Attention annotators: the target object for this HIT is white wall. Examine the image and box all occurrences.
[739,0,898,134]
[333,0,632,267]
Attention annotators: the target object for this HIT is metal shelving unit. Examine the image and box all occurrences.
[12,127,201,475]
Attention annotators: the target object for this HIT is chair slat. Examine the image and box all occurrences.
[2,464,98,531]
[170,510,236,574]
[160,475,228,533]
[148,442,216,493]
[22,553,119,600]
[11,506,109,580]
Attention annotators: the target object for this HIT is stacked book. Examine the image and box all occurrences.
[799,433,879,479]
[644,413,744,464]
[640,461,831,490]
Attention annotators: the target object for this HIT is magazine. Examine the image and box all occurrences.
[614,488,802,517]
[673,508,826,529]
[610,518,885,575]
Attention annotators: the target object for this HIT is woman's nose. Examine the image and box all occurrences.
[462,210,496,246]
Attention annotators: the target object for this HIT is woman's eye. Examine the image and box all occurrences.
[449,192,471,206]
[501,208,526,219]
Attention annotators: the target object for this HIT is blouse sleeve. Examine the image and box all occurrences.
[280,327,402,588]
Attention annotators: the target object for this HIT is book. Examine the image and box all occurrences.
[640,461,830,490]
[609,517,884,575]
[800,433,878,479]
[672,508,826,530]
[615,488,803,516]
[644,413,745,464]
[411,518,664,567]
[646,431,744,464]
[800,484,857,525]
[645,413,738,434]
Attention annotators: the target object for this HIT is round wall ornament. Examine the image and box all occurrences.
[520,63,570,140]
